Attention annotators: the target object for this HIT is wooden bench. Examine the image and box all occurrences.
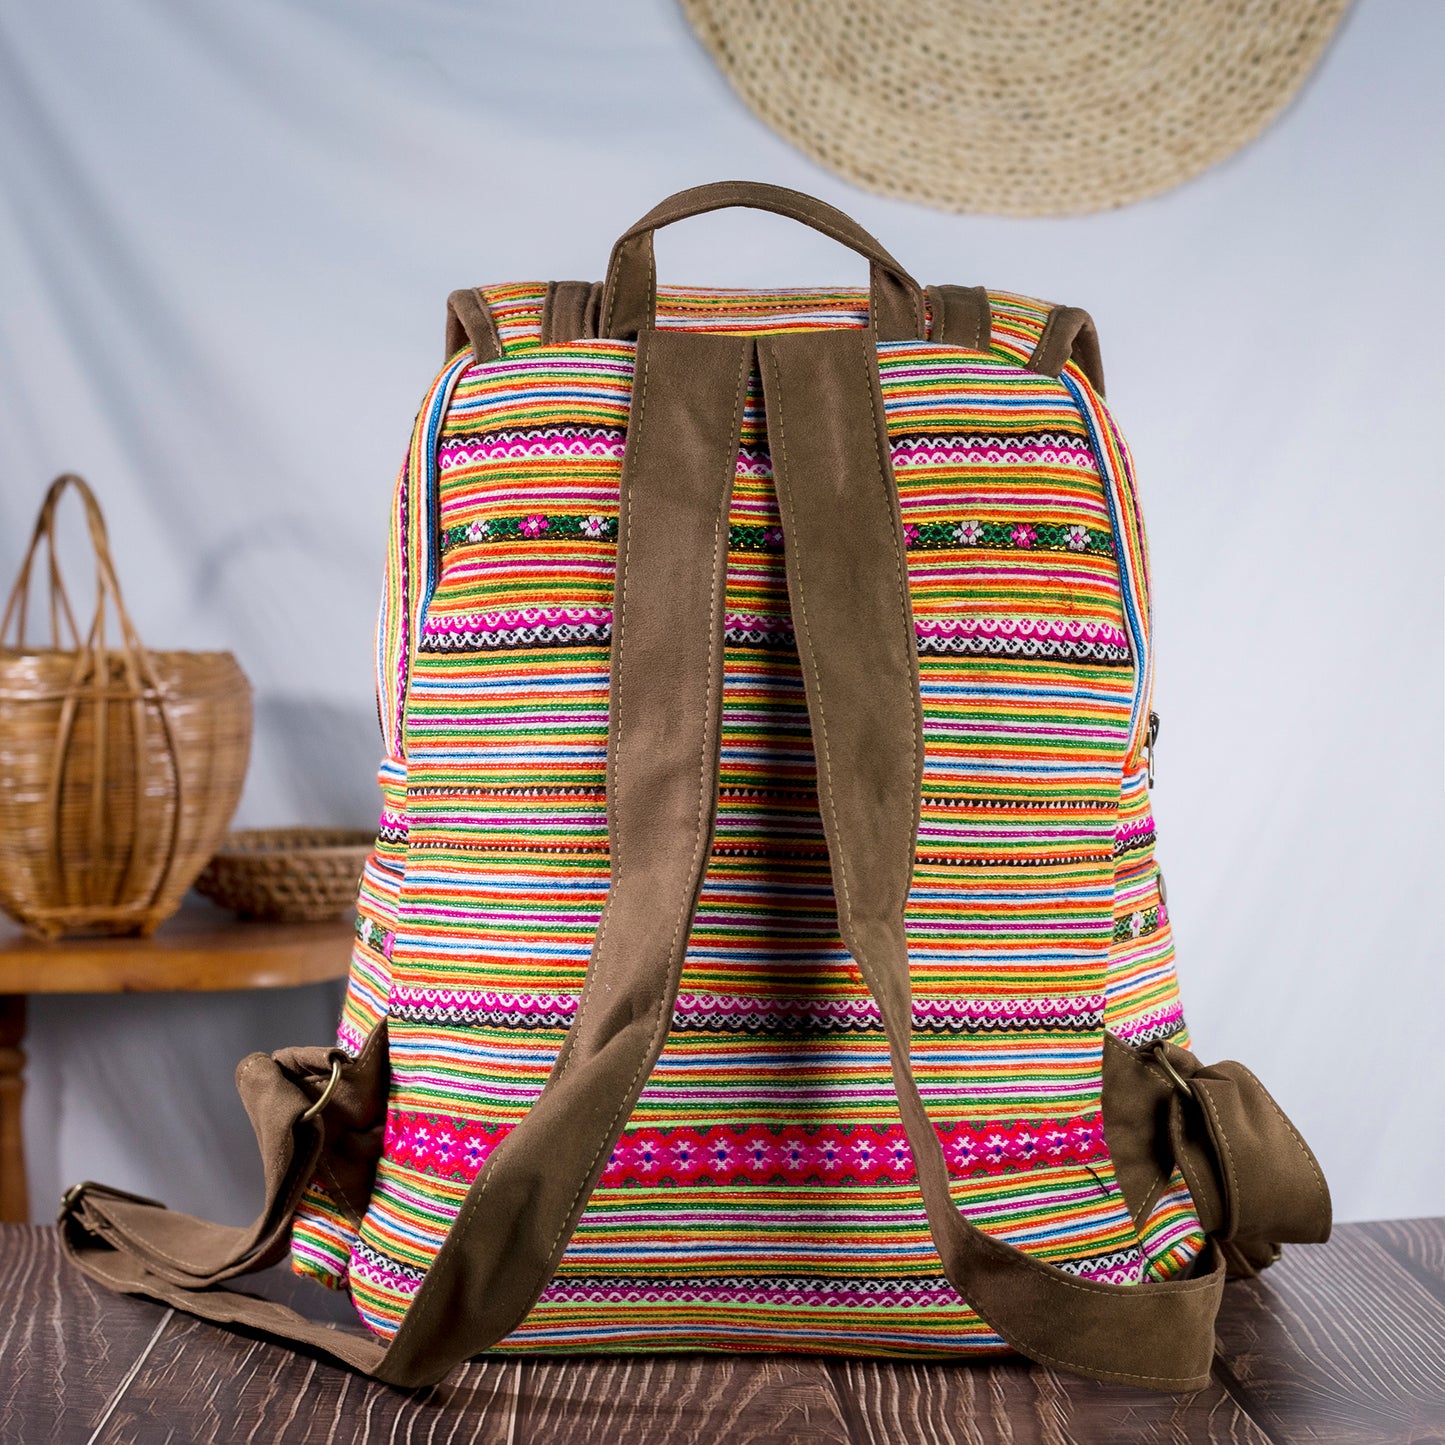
[2,1219,1442,1442]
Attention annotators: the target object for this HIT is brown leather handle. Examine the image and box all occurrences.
[598,181,927,342]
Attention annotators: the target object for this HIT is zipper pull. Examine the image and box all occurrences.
[1145,711,1160,789]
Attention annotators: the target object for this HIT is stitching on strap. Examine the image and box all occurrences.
[539,337,744,1267]
[1196,1086,1240,1232]
[1225,1063,1332,1235]
[548,333,653,1080]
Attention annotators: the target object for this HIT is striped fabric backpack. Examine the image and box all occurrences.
[64,183,1331,1391]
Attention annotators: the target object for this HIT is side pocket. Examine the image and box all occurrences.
[289,1021,391,1294]
[1103,764,1202,1282]
[291,1178,361,1292]
[292,353,467,1297]
[1135,1166,1208,1282]
[1105,770,1188,1051]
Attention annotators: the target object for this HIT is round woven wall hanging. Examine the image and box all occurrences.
[679,0,1352,216]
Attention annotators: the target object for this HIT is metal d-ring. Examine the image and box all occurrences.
[301,1057,343,1122]
[1151,1042,1195,1100]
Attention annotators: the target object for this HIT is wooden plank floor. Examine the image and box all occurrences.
[2,1221,1443,1443]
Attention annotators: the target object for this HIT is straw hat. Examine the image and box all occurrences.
[679,0,1352,216]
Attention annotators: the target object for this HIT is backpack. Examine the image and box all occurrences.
[62,182,1331,1392]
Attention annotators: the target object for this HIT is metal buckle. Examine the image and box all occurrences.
[301,1057,343,1123]
[1150,1042,1194,1100]
[58,1183,86,1223]
[1145,711,1161,789]
[58,1180,165,1225]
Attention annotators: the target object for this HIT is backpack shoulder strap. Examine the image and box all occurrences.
[541,280,603,343]
[61,325,755,1389]
[444,288,503,364]
[980,289,1106,395]
[1029,302,1106,395]
[925,284,991,351]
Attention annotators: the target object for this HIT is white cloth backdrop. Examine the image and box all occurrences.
[2,0,1442,1229]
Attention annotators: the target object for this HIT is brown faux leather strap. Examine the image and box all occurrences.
[925,284,991,351]
[445,287,504,364]
[62,327,752,1389]
[541,280,602,344]
[754,327,1325,1389]
[1028,303,1106,395]
[376,327,749,1384]
[1102,1034,1331,1274]
[61,1023,1327,1388]
[599,181,927,343]
[61,1026,394,1373]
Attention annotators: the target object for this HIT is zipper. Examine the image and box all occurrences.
[1057,371,1154,780]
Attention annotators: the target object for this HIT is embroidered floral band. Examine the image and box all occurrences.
[385,1111,1109,1188]
[440,510,1114,558]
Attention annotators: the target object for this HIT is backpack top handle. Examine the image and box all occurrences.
[597,180,928,343]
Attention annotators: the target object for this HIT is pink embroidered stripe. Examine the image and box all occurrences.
[385,1112,1108,1188]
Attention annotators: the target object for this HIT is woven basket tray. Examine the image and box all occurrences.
[193,828,372,923]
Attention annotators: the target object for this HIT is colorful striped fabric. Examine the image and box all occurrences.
[292,284,1197,1357]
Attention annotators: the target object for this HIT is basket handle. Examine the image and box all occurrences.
[2,481,81,651]
[1,475,155,688]
[1,476,184,927]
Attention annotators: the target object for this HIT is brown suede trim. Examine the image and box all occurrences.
[1101,1029,1178,1225]
[444,287,504,364]
[67,1025,386,1287]
[59,1024,394,1373]
[540,280,602,344]
[1104,1034,1332,1277]
[377,327,751,1385]
[538,280,560,345]
[1188,1056,1332,1247]
[758,327,1229,1391]
[1029,304,1106,395]
[599,181,926,342]
[57,1232,391,1372]
[925,284,991,351]
[57,309,1331,1394]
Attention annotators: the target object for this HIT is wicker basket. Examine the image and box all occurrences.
[0,475,252,938]
[193,828,373,923]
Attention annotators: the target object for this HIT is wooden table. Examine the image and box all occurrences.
[0,1219,1442,1442]
[0,903,354,1224]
